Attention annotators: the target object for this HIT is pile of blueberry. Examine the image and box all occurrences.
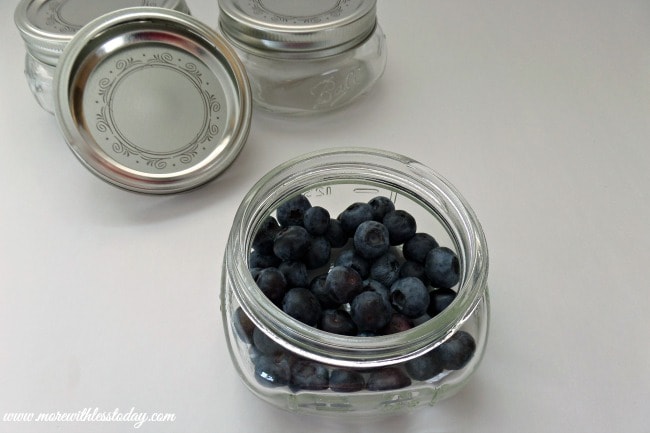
[235,194,476,392]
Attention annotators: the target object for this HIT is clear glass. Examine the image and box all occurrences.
[24,52,56,114]
[221,148,490,416]
[226,25,387,115]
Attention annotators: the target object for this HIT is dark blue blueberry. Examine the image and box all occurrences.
[273,225,311,262]
[254,353,292,387]
[304,236,331,270]
[252,327,283,355]
[425,246,460,289]
[361,279,390,301]
[233,307,255,343]
[398,260,429,285]
[254,267,287,306]
[289,359,329,391]
[366,367,411,391]
[324,218,348,248]
[427,288,457,317]
[350,290,393,332]
[337,202,373,236]
[282,287,322,326]
[389,277,430,318]
[319,309,357,335]
[334,249,370,278]
[329,369,365,392]
[308,274,339,309]
[276,194,311,227]
[353,220,390,260]
[402,232,439,263]
[303,206,330,236]
[369,252,401,287]
[249,250,281,269]
[252,216,281,255]
[439,331,476,370]
[279,261,309,288]
[324,266,364,304]
[404,351,444,381]
[380,313,414,335]
[382,210,417,245]
[368,196,395,222]
[249,267,262,281]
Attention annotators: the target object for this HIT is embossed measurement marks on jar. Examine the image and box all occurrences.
[79,47,225,174]
[249,0,354,23]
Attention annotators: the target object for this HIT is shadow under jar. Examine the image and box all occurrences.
[221,148,490,416]
[217,0,387,115]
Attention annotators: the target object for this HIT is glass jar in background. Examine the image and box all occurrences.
[221,148,490,415]
[218,0,387,115]
[14,0,191,114]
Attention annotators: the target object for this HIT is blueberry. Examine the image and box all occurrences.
[319,309,357,336]
[255,267,287,306]
[380,313,414,335]
[368,196,395,222]
[304,236,331,270]
[369,252,401,287]
[273,226,311,262]
[427,288,457,317]
[361,279,390,301]
[277,194,311,227]
[335,249,370,279]
[254,353,292,387]
[338,202,373,236]
[404,351,444,381]
[403,233,439,264]
[439,331,476,370]
[324,266,364,304]
[353,220,390,260]
[303,206,330,236]
[290,359,329,391]
[252,327,283,355]
[425,247,460,289]
[324,218,348,248]
[233,307,255,343]
[282,288,322,326]
[382,210,417,245]
[399,260,429,285]
[329,369,365,392]
[308,274,339,309]
[366,367,411,391]
[350,290,392,332]
[279,261,309,288]
[390,277,430,318]
[249,250,281,269]
[252,216,281,255]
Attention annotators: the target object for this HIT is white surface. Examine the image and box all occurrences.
[1,1,649,432]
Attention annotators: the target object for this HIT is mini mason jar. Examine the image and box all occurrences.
[14,0,191,113]
[221,148,489,415]
[218,0,387,115]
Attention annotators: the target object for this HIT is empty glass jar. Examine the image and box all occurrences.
[218,0,387,115]
[221,148,490,415]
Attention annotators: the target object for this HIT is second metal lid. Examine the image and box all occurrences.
[54,7,252,194]
[218,0,377,56]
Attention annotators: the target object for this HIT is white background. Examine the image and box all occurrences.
[1,1,649,432]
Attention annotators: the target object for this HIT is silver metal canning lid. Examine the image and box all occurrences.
[53,7,252,194]
[218,0,377,57]
[14,0,191,65]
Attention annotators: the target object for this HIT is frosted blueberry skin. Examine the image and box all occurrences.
[366,367,412,391]
[380,313,414,335]
[304,236,331,269]
[329,369,365,393]
[254,267,287,306]
[350,290,393,333]
[303,206,330,236]
[389,277,430,318]
[249,250,281,269]
[308,274,339,309]
[368,196,396,222]
[254,353,292,387]
[335,248,370,278]
[428,288,458,317]
[399,260,429,285]
[353,220,391,260]
[439,331,476,370]
[319,309,358,336]
[273,226,312,262]
[403,232,439,264]
[337,202,374,236]
[252,327,283,356]
[279,261,309,288]
[277,194,312,227]
[253,216,281,255]
[324,218,348,248]
[369,252,401,287]
[383,210,417,246]
[425,246,461,289]
[290,359,330,391]
[404,350,444,381]
[324,265,364,304]
[282,288,322,327]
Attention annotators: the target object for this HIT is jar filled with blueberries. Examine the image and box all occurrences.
[221,148,489,415]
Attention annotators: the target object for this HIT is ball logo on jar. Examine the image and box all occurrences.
[310,66,364,109]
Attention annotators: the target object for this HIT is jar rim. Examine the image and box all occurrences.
[224,147,489,367]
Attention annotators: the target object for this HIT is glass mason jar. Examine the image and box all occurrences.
[14,0,191,114]
[218,0,387,115]
[221,148,489,415]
